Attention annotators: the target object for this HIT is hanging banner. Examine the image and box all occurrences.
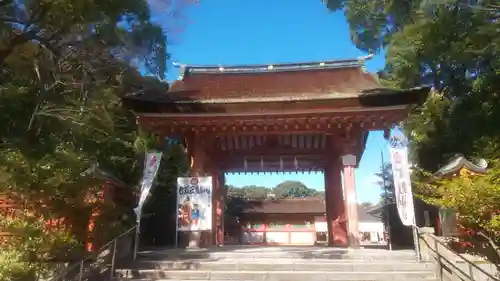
[176,177,212,231]
[388,140,416,226]
[133,151,163,222]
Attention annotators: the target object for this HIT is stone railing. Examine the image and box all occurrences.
[418,227,499,281]
[49,226,135,281]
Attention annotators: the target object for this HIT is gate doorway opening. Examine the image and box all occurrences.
[224,171,327,246]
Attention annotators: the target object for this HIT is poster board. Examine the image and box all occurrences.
[176,177,213,231]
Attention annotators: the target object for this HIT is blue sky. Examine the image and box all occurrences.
[156,0,391,203]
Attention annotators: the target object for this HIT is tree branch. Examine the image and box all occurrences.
[477,230,500,260]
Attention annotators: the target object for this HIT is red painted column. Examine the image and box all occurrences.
[341,154,360,247]
[324,158,348,246]
[212,171,219,246]
[211,170,226,246]
[186,132,208,248]
[190,133,207,176]
[216,173,226,246]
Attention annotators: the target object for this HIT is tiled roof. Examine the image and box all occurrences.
[123,59,430,112]
[227,197,326,215]
[435,154,487,176]
[227,197,382,222]
[167,66,381,101]
[358,205,381,222]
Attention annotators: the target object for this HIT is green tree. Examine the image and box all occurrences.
[226,185,247,198]
[325,0,500,258]
[374,163,395,229]
[273,180,320,198]
[0,0,192,279]
[226,185,271,200]
[418,161,500,258]
[0,0,168,76]
[375,163,395,204]
[243,185,270,200]
[227,181,321,200]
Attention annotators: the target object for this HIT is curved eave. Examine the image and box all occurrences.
[358,86,430,107]
[435,157,488,177]
[122,86,431,114]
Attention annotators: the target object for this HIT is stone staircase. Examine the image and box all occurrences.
[116,246,438,281]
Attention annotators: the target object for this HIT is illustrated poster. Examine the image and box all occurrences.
[176,177,212,231]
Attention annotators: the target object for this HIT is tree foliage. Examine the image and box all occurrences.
[329,1,500,168]
[422,167,500,235]
[375,163,395,204]
[226,180,323,200]
[274,180,319,198]
[414,164,500,258]
[0,0,192,279]
[326,0,500,256]
[374,162,396,230]
[0,212,79,281]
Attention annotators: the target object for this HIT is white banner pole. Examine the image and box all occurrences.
[413,221,421,261]
[388,131,420,261]
[133,220,140,260]
[380,149,393,251]
[133,151,162,260]
[175,180,180,248]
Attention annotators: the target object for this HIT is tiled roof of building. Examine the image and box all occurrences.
[123,58,429,108]
[167,63,381,101]
[227,197,326,215]
[357,205,381,222]
[435,154,487,176]
[227,197,381,222]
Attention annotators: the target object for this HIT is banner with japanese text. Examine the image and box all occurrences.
[133,151,162,222]
[388,145,416,226]
[176,177,213,231]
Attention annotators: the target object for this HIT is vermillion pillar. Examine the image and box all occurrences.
[211,170,219,246]
[185,132,208,248]
[215,173,226,246]
[341,154,360,247]
[324,158,348,246]
[210,169,226,246]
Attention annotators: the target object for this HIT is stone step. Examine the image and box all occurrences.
[139,247,416,255]
[138,249,419,262]
[116,270,437,280]
[138,254,419,262]
[117,260,435,272]
[196,258,425,263]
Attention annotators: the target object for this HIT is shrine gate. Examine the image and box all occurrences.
[123,57,429,248]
